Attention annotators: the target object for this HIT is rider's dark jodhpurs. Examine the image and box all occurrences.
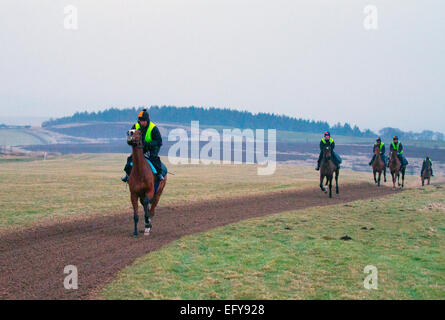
[370,154,387,166]
[388,154,408,168]
[317,151,342,167]
[124,146,162,176]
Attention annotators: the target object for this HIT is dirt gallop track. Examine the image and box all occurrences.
[1,183,397,299]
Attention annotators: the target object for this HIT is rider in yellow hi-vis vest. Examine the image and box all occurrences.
[121,109,164,182]
[316,131,342,170]
[389,136,408,168]
[369,137,387,166]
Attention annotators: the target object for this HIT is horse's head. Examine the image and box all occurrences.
[389,148,399,164]
[374,145,380,155]
[127,129,142,147]
[323,145,332,160]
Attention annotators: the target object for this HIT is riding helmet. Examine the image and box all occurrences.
[324,131,331,136]
[393,136,398,140]
[138,109,150,122]
[376,137,381,142]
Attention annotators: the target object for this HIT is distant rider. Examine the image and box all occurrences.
[369,137,387,166]
[421,156,434,177]
[388,136,408,168]
[316,131,342,171]
[121,109,164,182]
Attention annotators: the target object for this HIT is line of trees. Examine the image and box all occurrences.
[379,127,444,141]
[42,106,378,137]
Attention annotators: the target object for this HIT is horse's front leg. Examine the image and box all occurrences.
[320,175,326,193]
[391,172,396,189]
[142,196,152,236]
[328,175,333,198]
[131,193,139,237]
[373,170,377,184]
[378,171,381,187]
[384,167,387,183]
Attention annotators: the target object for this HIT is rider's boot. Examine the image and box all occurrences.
[121,174,129,183]
[315,164,320,171]
[156,172,164,181]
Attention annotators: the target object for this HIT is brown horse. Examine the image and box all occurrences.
[126,129,167,236]
[389,148,405,189]
[372,145,386,187]
[421,159,432,186]
[319,144,339,198]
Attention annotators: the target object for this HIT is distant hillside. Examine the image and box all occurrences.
[42,106,375,137]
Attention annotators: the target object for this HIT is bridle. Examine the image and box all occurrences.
[127,129,143,149]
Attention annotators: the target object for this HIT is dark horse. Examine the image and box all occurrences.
[319,144,339,198]
[372,145,386,187]
[389,148,405,190]
[421,159,432,186]
[126,129,167,236]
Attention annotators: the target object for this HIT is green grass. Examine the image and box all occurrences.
[102,185,445,300]
[0,153,375,232]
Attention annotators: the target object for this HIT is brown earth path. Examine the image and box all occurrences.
[0,183,399,300]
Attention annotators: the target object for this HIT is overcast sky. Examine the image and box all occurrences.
[0,0,443,132]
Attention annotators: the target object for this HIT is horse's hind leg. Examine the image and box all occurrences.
[131,193,139,237]
[401,170,405,188]
[149,178,167,219]
[335,169,339,194]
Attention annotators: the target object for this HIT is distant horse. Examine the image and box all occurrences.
[319,144,339,198]
[421,159,432,186]
[126,129,167,236]
[372,145,386,187]
[389,148,405,189]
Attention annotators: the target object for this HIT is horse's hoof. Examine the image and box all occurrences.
[144,228,151,236]
[133,232,138,237]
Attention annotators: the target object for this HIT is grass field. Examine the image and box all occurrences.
[0,153,384,232]
[0,128,56,146]
[102,185,445,300]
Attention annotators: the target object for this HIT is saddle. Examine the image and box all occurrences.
[130,156,168,187]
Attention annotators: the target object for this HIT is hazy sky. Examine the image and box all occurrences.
[0,0,444,132]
